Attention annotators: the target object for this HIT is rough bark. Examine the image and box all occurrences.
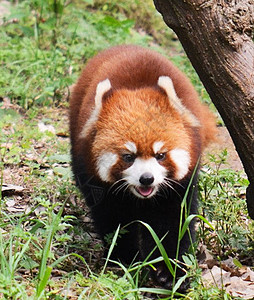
[154,0,254,218]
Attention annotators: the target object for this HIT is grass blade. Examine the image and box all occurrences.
[36,202,66,297]
[36,266,52,299]
[101,224,120,275]
[138,221,175,276]
[179,214,197,241]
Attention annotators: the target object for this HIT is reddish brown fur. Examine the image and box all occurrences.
[69,45,218,290]
[70,45,217,179]
[93,88,191,180]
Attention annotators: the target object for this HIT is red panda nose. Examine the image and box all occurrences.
[139,173,154,186]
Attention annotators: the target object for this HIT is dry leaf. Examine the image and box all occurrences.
[203,265,229,287]
[202,259,254,299]
[56,131,69,137]
[2,183,24,195]
[38,122,56,134]
[226,276,254,299]
[242,267,254,282]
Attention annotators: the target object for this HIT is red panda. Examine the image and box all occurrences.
[69,45,217,289]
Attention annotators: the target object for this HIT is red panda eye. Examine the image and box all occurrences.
[155,153,166,161]
[122,154,136,163]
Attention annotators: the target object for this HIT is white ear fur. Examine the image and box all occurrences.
[157,76,200,127]
[95,78,112,109]
[158,76,179,107]
[79,79,111,139]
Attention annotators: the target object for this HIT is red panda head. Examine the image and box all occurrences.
[80,76,201,199]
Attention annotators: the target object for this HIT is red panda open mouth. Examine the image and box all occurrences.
[135,186,154,197]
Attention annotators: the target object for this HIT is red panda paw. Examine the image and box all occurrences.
[151,263,190,293]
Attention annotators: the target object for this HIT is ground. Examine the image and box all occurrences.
[2,100,254,298]
[206,126,243,172]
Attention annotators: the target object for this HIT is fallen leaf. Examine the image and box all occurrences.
[242,267,254,282]
[56,131,69,137]
[202,258,254,299]
[197,244,214,263]
[38,122,55,134]
[2,183,24,195]
[6,199,15,207]
[226,276,254,299]
[203,265,229,288]
[5,197,28,213]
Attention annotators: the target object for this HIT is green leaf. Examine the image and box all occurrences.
[82,0,94,4]
[20,256,39,270]
[48,154,71,163]
[179,214,197,240]
[182,254,195,267]
[0,109,21,120]
[53,166,72,178]
[36,204,65,297]
[172,273,188,294]
[233,258,243,268]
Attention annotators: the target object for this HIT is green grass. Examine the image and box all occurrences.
[0,0,151,109]
[1,106,252,299]
[0,0,207,109]
[198,150,252,258]
[0,0,253,299]
[1,110,252,298]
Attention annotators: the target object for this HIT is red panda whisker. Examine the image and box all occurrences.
[113,182,132,199]
[160,179,181,197]
[160,182,172,193]
[161,178,174,189]
[164,177,184,189]
[163,180,178,193]
[122,183,131,196]
[113,184,128,196]
[158,185,170,198]
[111,181,129,195]
[110,183,125,194]
[108,178,126,193]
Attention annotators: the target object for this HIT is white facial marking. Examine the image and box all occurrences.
[170,148,190,180]
[123,157,167,198]
[96,152,118,182]
[153,141,165,154]
[157,76,200,127]
[124,141,137,154]
[79,79,112,139]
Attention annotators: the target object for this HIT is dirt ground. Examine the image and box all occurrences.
[205,126,244,172]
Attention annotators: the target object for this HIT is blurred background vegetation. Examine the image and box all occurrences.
[0,0,210,109]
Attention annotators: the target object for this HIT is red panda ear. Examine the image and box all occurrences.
[157,76,200,127]
[79,79,112,139]
[95,79,112,110]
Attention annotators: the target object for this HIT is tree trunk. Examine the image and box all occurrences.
[153,0,254,218]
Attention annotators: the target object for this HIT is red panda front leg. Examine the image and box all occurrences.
[89,191,142,264]
[136,172,198,291]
